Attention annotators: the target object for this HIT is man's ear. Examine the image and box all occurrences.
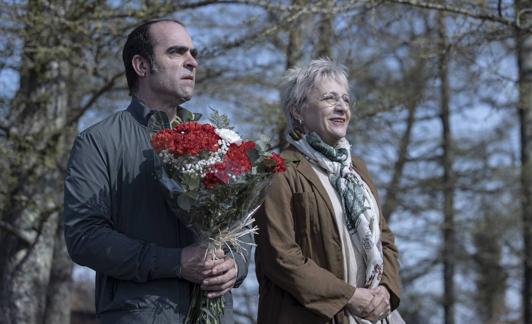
[132,54,149,77]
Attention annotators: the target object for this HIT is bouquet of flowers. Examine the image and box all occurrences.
[148,109,285,324]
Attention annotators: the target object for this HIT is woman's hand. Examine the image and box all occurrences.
[346,286,391,322]
[365,285,391,322]
[346,288,374,318]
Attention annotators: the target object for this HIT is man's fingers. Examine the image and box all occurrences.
[202,276,236,293]
[202,266,237,288]
[211,257,236,275]
[206,287,232,298]
[213,248,225,259]
[203,257,225,269]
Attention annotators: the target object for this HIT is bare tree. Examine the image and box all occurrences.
[515,1,532,322]
[437,11,456,324]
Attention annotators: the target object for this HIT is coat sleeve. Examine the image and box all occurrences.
[379,213,401,310]
[64,133,182,282]
[255,169,356,319]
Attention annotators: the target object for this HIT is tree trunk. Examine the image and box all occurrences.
[277,0,307,150]
[473,199,507,323]
[285,0,305,70]
[314,0,334,59]
[516,1,532,322]
[0,1,72,323]
[44,220,74,324]
[437,11,456,324]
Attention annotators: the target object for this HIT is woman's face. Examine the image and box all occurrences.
[297,77,351,146]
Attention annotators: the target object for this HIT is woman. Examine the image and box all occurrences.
[255,59,403,324]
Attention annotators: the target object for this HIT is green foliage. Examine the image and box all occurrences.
[208,108,231,129]
[147,111,171,137]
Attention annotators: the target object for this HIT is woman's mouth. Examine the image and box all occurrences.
[329,118,345,125]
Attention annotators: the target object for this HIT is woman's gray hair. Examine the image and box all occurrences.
[280,58,349,132]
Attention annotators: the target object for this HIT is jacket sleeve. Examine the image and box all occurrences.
[229,231,253,288]
[64,133,182,282]
[255,170,356,319]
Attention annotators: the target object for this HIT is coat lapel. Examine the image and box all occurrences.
[283,147,336,221]
[283,147,381,219]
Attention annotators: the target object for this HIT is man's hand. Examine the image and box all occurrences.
[180,246,225,284]
[201,256,238,298]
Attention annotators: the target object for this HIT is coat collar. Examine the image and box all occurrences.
[127,96,202,127]
[127,96,152,126]
[282,145,380,218]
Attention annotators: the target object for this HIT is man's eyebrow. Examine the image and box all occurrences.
[166,46,198,58]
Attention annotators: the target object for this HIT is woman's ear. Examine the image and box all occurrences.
[132,54,149,77]
[291,107,303,122]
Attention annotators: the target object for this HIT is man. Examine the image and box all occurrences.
[64,19,251,323]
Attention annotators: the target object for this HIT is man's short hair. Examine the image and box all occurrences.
[122,19,184,95]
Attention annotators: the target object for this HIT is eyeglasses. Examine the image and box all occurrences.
[317,92,351,107]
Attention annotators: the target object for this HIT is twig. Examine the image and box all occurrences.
[386,0,523,30]
[67,71,124,125]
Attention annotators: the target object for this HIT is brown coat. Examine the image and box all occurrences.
[255,147,401,324]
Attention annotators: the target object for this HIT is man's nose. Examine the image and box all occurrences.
[185,52,198,70]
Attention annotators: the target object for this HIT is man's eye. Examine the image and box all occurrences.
[343,96,351,104]
[190,49,198,58]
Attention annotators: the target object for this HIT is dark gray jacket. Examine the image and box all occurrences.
[64,98,251,323]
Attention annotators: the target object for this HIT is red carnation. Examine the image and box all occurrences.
[151,129,175,153]
[202,162,230,188]
[265,153,286,173]
[152,121,220,156]
[224,141,255,175]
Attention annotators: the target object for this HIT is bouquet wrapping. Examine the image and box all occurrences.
[148,109,285,324]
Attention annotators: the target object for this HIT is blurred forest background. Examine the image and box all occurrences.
[1,0,532,323]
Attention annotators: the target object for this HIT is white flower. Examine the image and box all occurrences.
[215,128,241,145]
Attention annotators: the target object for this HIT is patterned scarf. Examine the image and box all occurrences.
[287,132,384,288]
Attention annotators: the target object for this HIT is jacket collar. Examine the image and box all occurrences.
[127,96,152,126]
[126,96,202,127]
[282,145,379,218]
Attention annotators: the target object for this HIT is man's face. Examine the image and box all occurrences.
[146,22,198,104]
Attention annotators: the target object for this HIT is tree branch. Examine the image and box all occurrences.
[402,257,440,286]
[0,220,33,246]
[67,71,124,126]
[386,0,522,29]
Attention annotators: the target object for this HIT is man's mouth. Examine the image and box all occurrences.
[181,75,194,80]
